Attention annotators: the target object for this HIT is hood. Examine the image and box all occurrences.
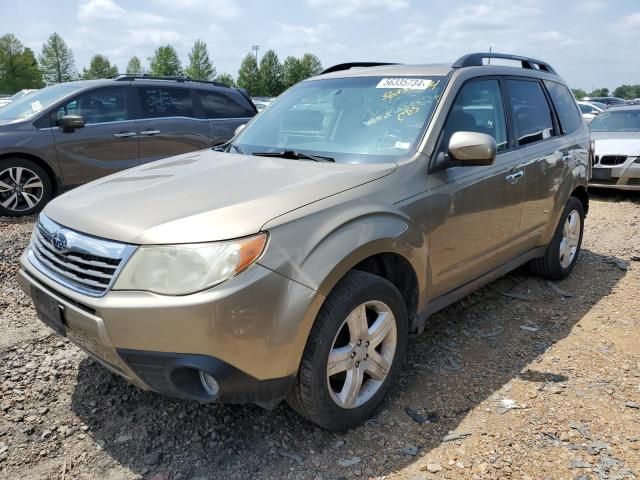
[45,150,396,244]
[591,132,640,157]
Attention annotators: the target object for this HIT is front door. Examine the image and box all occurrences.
[135,86,212,164]
[52,86,139,186]
[427,78,525,298]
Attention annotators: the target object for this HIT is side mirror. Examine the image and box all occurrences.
[448,131,496,166]
[60,115,84,133]
[234,124,246,136]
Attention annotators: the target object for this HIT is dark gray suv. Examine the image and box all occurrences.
[0,75,256,216]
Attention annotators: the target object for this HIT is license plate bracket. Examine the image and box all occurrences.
[31,287,66,336]
[592,168,612,180]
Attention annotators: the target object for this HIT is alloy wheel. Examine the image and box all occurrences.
[326,300,397,409]
[0,167,44,213]
[559,209,581,268]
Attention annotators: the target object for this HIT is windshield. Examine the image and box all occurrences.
[0,84,82,121]
[234,76,446,163]
[588,110,640,132]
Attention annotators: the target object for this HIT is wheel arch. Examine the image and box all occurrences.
[0,152,60,194]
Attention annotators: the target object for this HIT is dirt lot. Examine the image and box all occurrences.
[1,191,639,480]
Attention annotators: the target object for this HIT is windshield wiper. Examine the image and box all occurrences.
[252,150,335,163]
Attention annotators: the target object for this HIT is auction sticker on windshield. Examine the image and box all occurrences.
[376,78,440,90]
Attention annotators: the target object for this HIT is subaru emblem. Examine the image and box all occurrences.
[51,231,68,253]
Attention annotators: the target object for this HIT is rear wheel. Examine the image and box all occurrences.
[287,270,408,431]
[0,158,52,216]
[530,196,584,280]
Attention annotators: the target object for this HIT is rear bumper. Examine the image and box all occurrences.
[18,251,320,404]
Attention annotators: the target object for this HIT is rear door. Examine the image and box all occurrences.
[135,85,211,163]
[196,89,256,145]
[428,77,526,298]
[52,86,139,186]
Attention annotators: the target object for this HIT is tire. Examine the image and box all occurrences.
[530,196,585,280]
[287,270,408,431]
[0,158,53,217]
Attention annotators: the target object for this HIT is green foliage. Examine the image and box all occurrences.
[82,54,118,80]
[571,88,587,100]
[38,33,75,84]
[237,53,260,94]
[258,50,284,96]
[299,53,322,78]
[126,56,143,74]
[613,84,640,100]
[186,39,215,80]
[282,53,323,90]
[215,73,235,87]
[0,35,44,92]
[588,88,609,98]
[149,45,182,77]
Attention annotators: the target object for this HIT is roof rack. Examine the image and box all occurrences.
[452,53,557,75]
[108,74,229,88]
[319,62,400,75]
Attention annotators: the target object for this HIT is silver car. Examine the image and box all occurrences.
[589,106,640,190]
[18,53,590,430]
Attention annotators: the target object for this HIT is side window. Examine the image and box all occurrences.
[139,87,194,118]
[507,80,555,147]
[442,79,508,153]
[198,90,254,118]
[56,88,127,125]
[544,81,582,134]
[579,103,591,114]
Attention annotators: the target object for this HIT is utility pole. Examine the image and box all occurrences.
[251,45,259,64]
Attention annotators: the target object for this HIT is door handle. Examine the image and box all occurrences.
[139,130,160,136]
[113,131,136,138]
[505,171,524,183]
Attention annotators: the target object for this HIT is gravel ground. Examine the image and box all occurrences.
[1,191,639,480]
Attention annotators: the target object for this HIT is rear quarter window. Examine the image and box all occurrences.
[197,90,255,119]
[544,81,583,134]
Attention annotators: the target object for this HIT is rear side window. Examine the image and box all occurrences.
[507,80,555,147]
[544,81,582,134]
[139,87,194,118]
[197,90,255,118]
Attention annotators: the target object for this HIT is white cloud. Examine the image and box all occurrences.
[148,0,240,19]
[126,29,182,47]
[272,23,332,46]
[618,12,640,37]
[307,0,408,17]
[440,0,541,33]
[78,0,125,21]
[580,0,607,13]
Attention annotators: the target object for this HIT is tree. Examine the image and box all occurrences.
[149,45,182,76]
[0,34,44,92]
[126,56,143,74]
[38,33,75,84]
[613,84,640,100]
[258,49,284,96]
[298,53,322,78]
[571,88,587,100]
[215,73,235,87]
[82,54,118,79]
[283,56,303,89]
[588,87,609,98]
[237,53,260,95]
[186,39,215,80]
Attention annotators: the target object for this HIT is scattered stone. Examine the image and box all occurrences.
[546,281,573,297]
[332,440,345,449]
[613,259,629,271]
[569,422,592,440]
[625,401,639,409]
[423,463,443,473]
[569,459,592,469]
[338,457,361,467]
[442,431,472,442]
[404,406,428,424]
[520,325,540,332]
[401,444,418,456]
[502,292,534,301]
[143,451,162,466]
[116,434,132,443]
[277,449,303,465]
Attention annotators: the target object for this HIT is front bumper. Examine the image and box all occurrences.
[18,251,321,405]
[589,157,640,190]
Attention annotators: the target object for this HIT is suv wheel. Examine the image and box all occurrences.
[0,158,52,217]
[287,270,408,430]
[530,196,585,280]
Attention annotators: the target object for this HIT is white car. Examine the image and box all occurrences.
[0,89,38,108]
[589,106,640,190]
[578,101,604,123]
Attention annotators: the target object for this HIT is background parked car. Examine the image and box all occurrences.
[589,105,640,190]
[251,96,275,111]
[0,89,38,108]
[578,100,605,123]
[0,75,256,216]
[582,96,626,107]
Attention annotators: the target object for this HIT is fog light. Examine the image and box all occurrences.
[199,371,220,396]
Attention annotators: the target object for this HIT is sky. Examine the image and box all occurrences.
[0,0,638,91]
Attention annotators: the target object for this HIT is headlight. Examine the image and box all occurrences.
[113,233,267,295]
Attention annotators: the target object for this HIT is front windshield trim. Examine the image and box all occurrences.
[234,75,447,164]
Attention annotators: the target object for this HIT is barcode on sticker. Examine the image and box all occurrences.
[376,78,437,90]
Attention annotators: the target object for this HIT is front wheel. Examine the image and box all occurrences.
[0,158,53,216]
[287,271,408,431]
[530,196,585,280]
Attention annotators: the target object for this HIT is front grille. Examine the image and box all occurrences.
[627,179,640,186]
[29,214,136,297]
[598,155,627,166]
